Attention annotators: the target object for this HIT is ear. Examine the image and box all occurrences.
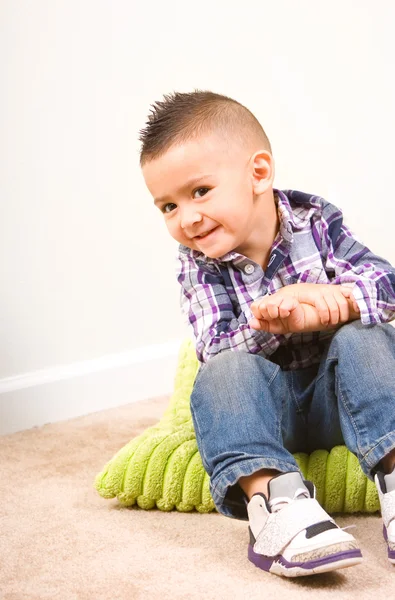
[250,150,275,194]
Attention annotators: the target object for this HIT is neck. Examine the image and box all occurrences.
[241,190,280,270]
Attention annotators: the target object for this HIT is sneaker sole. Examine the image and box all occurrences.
[248,544,363,577]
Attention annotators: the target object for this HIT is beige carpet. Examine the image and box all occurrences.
[0,396,393,600]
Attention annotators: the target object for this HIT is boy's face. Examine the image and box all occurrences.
[142,133,270,260]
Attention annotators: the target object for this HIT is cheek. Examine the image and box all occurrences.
[222,184,252,221]
[224,206,249,230]
[166,218,189,244]
[165,218,178,238]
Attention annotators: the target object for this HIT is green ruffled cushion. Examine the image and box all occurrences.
[95,339,379,514]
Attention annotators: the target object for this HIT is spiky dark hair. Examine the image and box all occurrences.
[139,90,271,165]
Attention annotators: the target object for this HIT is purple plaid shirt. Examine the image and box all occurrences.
[176,190,395,368]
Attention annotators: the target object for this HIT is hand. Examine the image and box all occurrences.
[285,283,360,326]
[249,295,322,334]
[251,283,360,328]
[336,286,360,314]
[249,284,360,334]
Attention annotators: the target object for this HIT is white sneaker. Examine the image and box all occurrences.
[375,467,395,564]
[247,472,363,577]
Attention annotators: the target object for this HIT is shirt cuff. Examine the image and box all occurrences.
[348,280,380,324]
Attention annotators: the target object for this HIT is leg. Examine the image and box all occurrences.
[238,469,279,499]
[190,351,303,519]
[191,350,362,576]
[310,321,395,476]
[239,362,321,498]
[311,321,395,564]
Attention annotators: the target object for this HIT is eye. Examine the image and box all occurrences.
[162,203,177,214]
[193,187,210,199]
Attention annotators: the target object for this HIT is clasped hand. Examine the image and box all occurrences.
[249,283,360,334]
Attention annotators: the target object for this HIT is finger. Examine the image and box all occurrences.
[332,289,350,322]
[324,292,341,325]
[249,317,266,330]
[250,316,274,331]
[249,313,288,334]
[339,286,352,297]
[266,299,280,320]
[278,306,291,318]
[278,296,296,319]
[250,301,261,319]
[287,301,306,331]
[256,295,279,320]
[341,288,360,314]
[260,303,274,321]
[260,317,289,335]
[337,287,360,317]
[252,317,278,333]
[251,296,269,317]
[254,298,273,321]
[313,296,331,326]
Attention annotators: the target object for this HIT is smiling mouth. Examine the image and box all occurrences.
[194,227,218,240]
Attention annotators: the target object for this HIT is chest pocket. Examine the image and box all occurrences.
[285,267,329,285]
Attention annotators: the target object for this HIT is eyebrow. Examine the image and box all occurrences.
[153,174,214,205]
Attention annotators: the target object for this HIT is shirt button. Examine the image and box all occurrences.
[244,264,255,275]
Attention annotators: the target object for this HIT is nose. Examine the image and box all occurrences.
[180,206,203,231]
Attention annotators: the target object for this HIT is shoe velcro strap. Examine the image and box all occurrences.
[254,498,334,557]
[379,488,395,528]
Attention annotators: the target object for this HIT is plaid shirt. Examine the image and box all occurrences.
[176,190,395,368]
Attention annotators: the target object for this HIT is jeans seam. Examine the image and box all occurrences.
[336,373,364,457]
[190,396,210,473]
[315,354,336,386]
[279,390,284,442]
[267,363,280,387]
[289,370,300,414]
[288,371,307,424]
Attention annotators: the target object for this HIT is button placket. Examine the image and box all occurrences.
[244,264,255,275]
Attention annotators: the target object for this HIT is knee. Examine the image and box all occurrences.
[331,320,390,356]
[198,350,255,381]
[331,320,365,345]
[194,350,279,386]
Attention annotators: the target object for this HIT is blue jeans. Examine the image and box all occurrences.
[190,321,395,520]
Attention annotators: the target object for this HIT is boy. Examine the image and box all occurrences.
[140,90,395,577]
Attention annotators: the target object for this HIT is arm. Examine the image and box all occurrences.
[320,201,395,324]
[177,252,285,362]
[250,286,360,334]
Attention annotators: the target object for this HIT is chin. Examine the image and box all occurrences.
[203,249,229,259]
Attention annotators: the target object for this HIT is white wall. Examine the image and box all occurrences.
[1,0,394,432]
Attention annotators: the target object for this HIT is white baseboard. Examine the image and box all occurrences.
[0,339,183,436]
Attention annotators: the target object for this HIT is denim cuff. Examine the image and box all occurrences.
[210,457,301,520]
[360,431,395,479]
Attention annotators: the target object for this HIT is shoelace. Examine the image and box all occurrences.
[269,487,310,513]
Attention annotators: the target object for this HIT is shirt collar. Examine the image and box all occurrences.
[275,189,295,244]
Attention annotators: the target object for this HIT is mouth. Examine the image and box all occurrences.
[193,226,219,242]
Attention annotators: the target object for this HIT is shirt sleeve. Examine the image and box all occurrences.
[176,251,283,362]
[320,201,395,324]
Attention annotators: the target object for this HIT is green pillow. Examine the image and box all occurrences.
[94,339,379,514]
